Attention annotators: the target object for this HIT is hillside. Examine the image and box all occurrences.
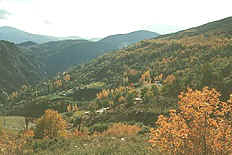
[0,40,43,91]
[21,30,159,75]
[69,17,232,98]
[8,16,232,120]
[0,26,83,44]
[2,17,232,155]
[99,30,159,48]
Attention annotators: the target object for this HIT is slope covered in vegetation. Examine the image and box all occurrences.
[0,41,43,91]
[19,30,159,76]
[1,17,232,155]
[70,16,232,99]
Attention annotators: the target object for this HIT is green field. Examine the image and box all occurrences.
[0,116,25,131]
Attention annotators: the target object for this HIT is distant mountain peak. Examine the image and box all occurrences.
[0,26,83,44]
[99,30,159,48]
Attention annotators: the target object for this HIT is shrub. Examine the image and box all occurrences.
[34,109,68,139]
[72,128,89,137]
[149,87,232,155]
[31,137,70,152]
[138,125,150,135]
[103,123,141,137]
[22,129,35,138]
[0,125,3,136]
[89,123,109,134]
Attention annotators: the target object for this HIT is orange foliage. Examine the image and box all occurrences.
[34,109,68,138]
[63,74,71,82]
[154,73,163,81]
[97,89,110,100]
[118,96,126,103]
[0,133,27,154]
[22,129,35,138]
[103,123,141,137]
[164,74,176,85]
[72,129,88,137]
[54,80,62,88]
[66,104,79,112]
[140,70,151,83]
[9,91,18,100]
[149,87,232,155]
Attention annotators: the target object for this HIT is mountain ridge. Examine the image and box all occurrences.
[20,30,159,76]
[66,16,232,98]
[0,26,83,43]
[0,40,43,91]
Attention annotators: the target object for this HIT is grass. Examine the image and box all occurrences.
[0,116,25,131]
[86,82,105,89]
[30,135,162,155]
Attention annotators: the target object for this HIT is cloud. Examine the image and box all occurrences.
[0,9,11,19]
[43,20,52,25]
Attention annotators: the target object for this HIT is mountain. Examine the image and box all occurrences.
[0,40,43,91]
[89,38,102,41]
[99,30,159,48]
[17,41,38,47]
[58,36,84,40]
[21,30,159,75]
[8,17,232,127]
[67,16,232,98]
[0,26,83,43]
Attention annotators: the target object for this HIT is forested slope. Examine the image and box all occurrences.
[69,16,232,99]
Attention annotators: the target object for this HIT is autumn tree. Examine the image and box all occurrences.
[96,87,137,108]
[34,109,68,138]
[140,70,151,84]
[66,104,79,112]
[149,87,232,155]
[63,74,71,82]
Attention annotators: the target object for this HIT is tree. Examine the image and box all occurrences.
[149,87,232,155]
[34,109,68,138]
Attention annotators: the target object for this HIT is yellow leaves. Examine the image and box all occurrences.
[97,89,110,100]
[63,74,71,82]
[9,91,18,100]
[118,96,126,103]
[54,80,62,88]
[71,129,88,137]
[34,109,68,138]
[66,104,79,112]
[140,70,151,83]
[154,73,163,81]
[22,129,34,138]
[150,87,232,155]
[103,123,141,137]
[164,74,176,85]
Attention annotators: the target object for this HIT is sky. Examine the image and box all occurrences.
[0,0,231,38]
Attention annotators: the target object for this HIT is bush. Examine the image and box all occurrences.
[138,126,150,135]
[89,123,109,134]
[34,109,68,139]
[103,123,141,137]
[0,125,3,136]
[31,137,70,152]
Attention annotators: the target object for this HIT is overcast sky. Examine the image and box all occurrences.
[0,0,231,38]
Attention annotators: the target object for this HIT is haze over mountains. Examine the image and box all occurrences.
[0,26,84,43]
[18,30,159,76]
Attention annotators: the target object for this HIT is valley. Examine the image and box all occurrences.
[0,16,232,154]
